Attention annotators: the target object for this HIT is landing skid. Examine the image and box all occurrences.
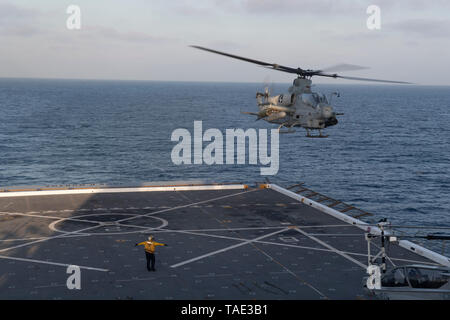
[306,129,328,138]
[306,134,329,138]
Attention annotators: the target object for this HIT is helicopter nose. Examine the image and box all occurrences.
[321,105,334,118]
[325,116,338,127]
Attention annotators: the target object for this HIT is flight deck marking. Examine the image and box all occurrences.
[248,239,328,299]
[0,211,168,236]
[1,202,13,210]
[34,283,66,289]
[148,227,367,260]
[0,234,90,242]
[294,227,367,269]
[170,228,290,268]
[307,233,364,237]
[113,189,257,224]
[279,236,299,243]
[0,218,434,266]
[0,211,101,225]
[0,186,438,287]
[172,185,328,299]
[155,227,381,262]
[49,213,168,235]
[0,189,254,254]
[0,254,108,272]
[152,227,434,265]
[0,223,105,254]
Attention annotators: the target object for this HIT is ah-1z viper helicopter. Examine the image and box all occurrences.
[191,46,411,138]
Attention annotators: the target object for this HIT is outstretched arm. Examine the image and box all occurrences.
[135,241,146,246]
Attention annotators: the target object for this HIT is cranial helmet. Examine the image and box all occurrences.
[148,236,154,241]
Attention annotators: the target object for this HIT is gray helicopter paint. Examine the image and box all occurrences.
[255,78,338,130]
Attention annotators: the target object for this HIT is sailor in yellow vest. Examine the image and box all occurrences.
[135,236,168,271]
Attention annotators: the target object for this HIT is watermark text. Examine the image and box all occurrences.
[171,121,279,175]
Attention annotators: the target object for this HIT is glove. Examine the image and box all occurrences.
[135,243,138,246]
[165,244,168,247]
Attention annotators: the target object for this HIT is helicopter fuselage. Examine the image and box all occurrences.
[254,78,338,132]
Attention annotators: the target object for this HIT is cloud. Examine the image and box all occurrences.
[0,2,38,24]
[148,0,450,17]
[374,0,450,10]
[0,2,43,36]
[208,0,450,17]
[162,0,362,17]
[0,2,173,44]
[387,19,450,39]
[235,0,359,15]
[81,26,175,43]
[0,25,42,37]
[201,0,361,16]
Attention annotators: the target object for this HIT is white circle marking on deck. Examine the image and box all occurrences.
[48,213,168,235]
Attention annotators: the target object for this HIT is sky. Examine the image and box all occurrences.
[0,0,449,85]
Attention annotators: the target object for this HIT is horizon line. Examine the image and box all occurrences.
[1,76,448,87]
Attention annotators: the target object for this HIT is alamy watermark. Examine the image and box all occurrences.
[66,265,81,290]
[367,5,381,30]
[66,5,81,30]
[171,121,279,175]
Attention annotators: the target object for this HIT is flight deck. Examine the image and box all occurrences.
[0,182,448,300]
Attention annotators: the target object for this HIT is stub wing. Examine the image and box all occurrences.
[241,111,265,120]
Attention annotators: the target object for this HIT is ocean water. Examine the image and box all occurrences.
[0,78,449,253]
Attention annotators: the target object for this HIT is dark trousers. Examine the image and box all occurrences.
[145,252,155,270]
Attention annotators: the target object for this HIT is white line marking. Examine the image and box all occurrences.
[0,255,108,272]
[116,277,156,282]
[250,241,327,299]
[0,234,90,242]
[0,184,247,197]
[194,273,232,278]
[251,239,434,265]
[293,227,367,269]
[160,226,287,232]
[307,234,364,237]
[170,228,289,268]
[34,284,66,289]
[116,189,257,224]
[0,211,100,225]
[269,184,450,267]
[0,224,102,253]
[0,189,253,253]
[158,227,287,242]
[1,202,13,210]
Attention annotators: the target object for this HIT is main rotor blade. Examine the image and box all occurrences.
[261,65,302,74]
[190,45,411,84]
[317,73,412,84]
[190,45,301,74]
[318,63,369,73]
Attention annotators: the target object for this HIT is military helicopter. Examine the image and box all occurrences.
[191,46,411,138]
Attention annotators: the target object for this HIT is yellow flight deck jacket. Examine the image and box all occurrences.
[137,240,166,253]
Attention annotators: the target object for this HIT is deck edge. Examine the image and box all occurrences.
[0,183,248,197]
[268,183,450,267]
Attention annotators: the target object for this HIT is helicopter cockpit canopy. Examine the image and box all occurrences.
[301,93,329,107]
